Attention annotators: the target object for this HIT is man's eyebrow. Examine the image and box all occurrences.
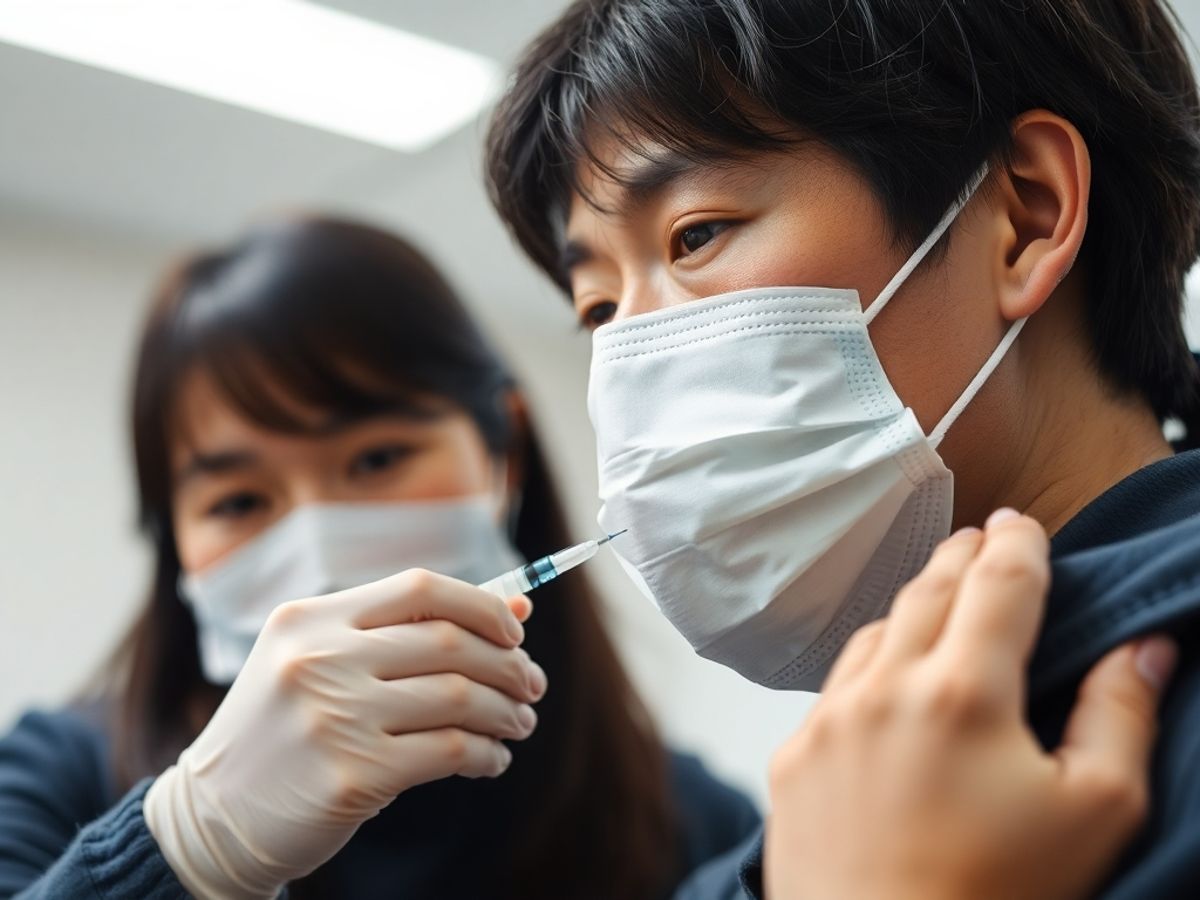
[561,239,593,275]
[176,449,260,485]
[559,151,697,277]
[617,151,695,211]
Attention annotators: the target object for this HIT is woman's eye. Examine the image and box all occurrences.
[208,491,267,520]
[579,300,618,331]
[350,444,414,476]
[676,221,729,257]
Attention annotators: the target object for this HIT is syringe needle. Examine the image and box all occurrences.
[597,528,628,546]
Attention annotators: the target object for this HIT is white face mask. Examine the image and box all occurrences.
[178,496,522,683]
[588,166,1025,691]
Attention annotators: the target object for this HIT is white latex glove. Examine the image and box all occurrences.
[143,569,545,900]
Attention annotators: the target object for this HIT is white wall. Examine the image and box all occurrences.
[0,211,164,720]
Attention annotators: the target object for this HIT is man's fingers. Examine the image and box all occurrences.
[876,527,984,665]
[823,620,887,691]
[346,569,526,648]
[936,511,1050,689]
[1057,637,1176,821]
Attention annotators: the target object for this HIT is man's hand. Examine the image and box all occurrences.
[766,510,1177,900]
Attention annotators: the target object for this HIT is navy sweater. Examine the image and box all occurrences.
[0,704,759,899]
[680,449,1200,899]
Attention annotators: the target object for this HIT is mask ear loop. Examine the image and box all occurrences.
[856,163,1025,446]
[863,165,992,326]
[927,316,1028,449]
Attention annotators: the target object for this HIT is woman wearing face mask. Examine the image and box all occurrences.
[0,218,759,900]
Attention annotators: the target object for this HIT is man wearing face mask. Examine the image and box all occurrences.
[485,0,1200,897]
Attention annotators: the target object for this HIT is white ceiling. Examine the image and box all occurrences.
[1,0,1198,246]
[0,1,575,244]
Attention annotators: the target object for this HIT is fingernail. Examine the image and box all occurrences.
[516,704,538,733]
[505,617,525,645]
[952,526,982,538]
[1135,636,1178,691]
[498,745,513,771]
[986,508,1021,529]
[528,662,547,699]
[513,596,533,623]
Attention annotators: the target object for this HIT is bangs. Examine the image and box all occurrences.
[139,218,513,478]
[486,0,999,294]
[180,303,442,439]
[166,252,447,440]
[487,0,790,289]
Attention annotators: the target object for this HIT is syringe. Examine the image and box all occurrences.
[477,530,628,598]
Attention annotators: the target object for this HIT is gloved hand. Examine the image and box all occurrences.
[144,569,545,899]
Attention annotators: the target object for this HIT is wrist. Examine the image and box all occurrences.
[144,759,282,900]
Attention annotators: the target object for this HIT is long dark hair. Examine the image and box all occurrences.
[110,217,679,899]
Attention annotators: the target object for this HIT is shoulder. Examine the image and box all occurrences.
[1033,511,1200,695]
[0,704,115,819]
[666,751,761,873]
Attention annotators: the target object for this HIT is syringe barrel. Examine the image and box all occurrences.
[476,567,534,598]
[548,540,599,573]
[476,540,602,598]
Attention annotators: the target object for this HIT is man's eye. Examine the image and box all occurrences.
[677,221,729,257]
[208,492,267,519]
[350,444,414,476]
[579,300,618,331]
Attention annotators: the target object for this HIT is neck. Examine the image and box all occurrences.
[1007,394,1171,536]
[953,292,1173,536]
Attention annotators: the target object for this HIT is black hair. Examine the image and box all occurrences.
[486,0,1200,444]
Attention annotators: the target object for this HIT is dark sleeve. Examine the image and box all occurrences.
[666,753,764,900]
[672,831,763,900]
[0,711,188,899]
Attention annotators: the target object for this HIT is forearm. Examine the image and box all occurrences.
[5,780,187,900]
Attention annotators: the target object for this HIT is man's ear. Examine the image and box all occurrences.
[990,110,1091,322]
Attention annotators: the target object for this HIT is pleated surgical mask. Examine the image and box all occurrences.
[179,497,521,683]
[588,165,1025,690]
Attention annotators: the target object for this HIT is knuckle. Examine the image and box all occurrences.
[767,737,806,791]
[301,708,330,743]
[913,668,997,725]
[442,673,473,713]
[440,728,470,765]
[905,567,958,601]
[265,599,308,633]
[400,567,438,596]
[276,651,315,689]
[973,552,1047,590]
[848,676,898,727]
[432,621,463,655]
[326,769,368,810]
[1081,764,1149,824]
[795,706,834,749]
[847,619,886,651]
